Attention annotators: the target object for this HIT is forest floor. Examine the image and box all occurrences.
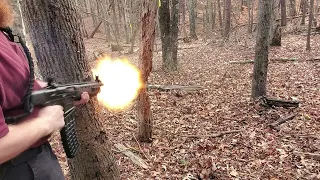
[49,25,320,180]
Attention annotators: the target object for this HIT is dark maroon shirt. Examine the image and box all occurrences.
[0,31,46,148]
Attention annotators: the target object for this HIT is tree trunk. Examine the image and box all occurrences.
[180,0,189,41]
[129,0,142,54]
[90,0,98,27]
[159,0,179,71]
[137,0,158,142]
[9,0,26,38]
[20,0,120,179]
[189,0,197,39]
[280,0,287,26]
[169,0,180,71]
[209,0,215,30]
[110,0,121,40]
[121,0,130,43]
[248,0,253,33]
[75,0,88,38]
[290,0,297,16]
[224,0,231,38]
[212,0,217,29]
[301,0,307,25]
[102,0,112,42]
[269,0,282,46]
[306,0,314,50]
[252,0,272,99]
[217,0,223,35]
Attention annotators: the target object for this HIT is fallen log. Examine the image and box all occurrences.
[261,96,300,108]
[293,151,320,161]
[230,60,254,64]
[306,57,320,62]
[230,58,297,64]
[147,84,203,91]
[286,133,319,139]
[269,114,297,130]
[180,129,244,138]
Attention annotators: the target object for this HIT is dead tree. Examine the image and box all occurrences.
[137,0,158,142]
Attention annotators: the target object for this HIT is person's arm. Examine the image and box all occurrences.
[0,105,65,164]
[0,117,50,164]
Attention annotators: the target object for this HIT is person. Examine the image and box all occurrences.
[0,1,89,179]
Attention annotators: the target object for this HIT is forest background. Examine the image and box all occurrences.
[9,0,320,179]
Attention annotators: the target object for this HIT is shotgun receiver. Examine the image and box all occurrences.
[30,77,103,158]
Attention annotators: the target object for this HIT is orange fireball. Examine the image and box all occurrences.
[92,56,143,111]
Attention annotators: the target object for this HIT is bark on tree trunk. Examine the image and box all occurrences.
[121,0,130,43]
[102,0,112,42]
[137,0,158,142]
[306,0,314,50]
[180,0,190,42]
[252,0,272,99]
[301,0,307,25]
[110,0,121,40]
[20,0,120,179]
[10,0,26,38]
[159,0,180,71]
[224,0,231,38]
[75,0,88,38]
[90,0,98,27]
[212,0,217,29]
[248,0,253,33]
[209,0,214,30]
[189,0,197,39]
[269,0,282,46]
[280,0,287,26]
[290,0,297,16]
[129,1,142,54]
[217,0,223,35]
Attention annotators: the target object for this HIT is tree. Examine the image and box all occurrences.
[217,0,223,35]
[248,0,254,33]
[159,0,180,71]
[301,0,307,25]
[10,0,25,39]
[189,0,197,39]
[137,0,158,142]
[251,0,272,99]
[20,0,120,179]
[180,0,190,42]
[306,0,314,50]
[289,0,297,16]
[269,0,282,46]
[224,0,231,38]
[280,0,287,26]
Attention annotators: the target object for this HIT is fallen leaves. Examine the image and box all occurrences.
[48,18,320,180]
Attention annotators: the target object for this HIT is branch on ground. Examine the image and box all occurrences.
[147,84,203,91]
[269,114,298,130]
[260,96,300,108]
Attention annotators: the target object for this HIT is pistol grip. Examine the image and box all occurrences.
[60,110,79,158]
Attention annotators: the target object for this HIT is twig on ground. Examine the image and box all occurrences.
[114,143,149,169]
[293,151,320,161]
[133,133,150,161]
[180,129,244,138]
[285,133,319,139]
[261,96,300,108]
[269,114,297,130]
[162,138,188,150]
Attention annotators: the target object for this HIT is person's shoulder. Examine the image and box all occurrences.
[0,31,11,47]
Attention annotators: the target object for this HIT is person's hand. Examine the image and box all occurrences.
[37,105,65,135]
[73,92,90,106]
